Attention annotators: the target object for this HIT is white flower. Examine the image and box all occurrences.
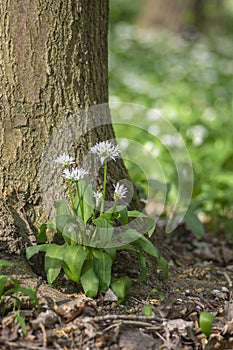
[63,167,88,181]
[114,183,128,200]
[55,153,75,166]
[90,141,120,164]
[93,191,102,207]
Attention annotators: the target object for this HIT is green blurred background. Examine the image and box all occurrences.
[109,0,233,236]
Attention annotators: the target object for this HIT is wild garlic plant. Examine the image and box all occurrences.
[27,141,168,300]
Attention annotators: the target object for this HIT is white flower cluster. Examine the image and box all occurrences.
[63,167,88,181]
[93,191,103,207]
[55,154,88,181]
[114,183,128,200]
[55,153,75,166]
[90,140,120,164]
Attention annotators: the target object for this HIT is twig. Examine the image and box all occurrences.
[223,271,232,288]
[106,320,157,328]
[155,331,166,342]
[93,314,162,323]
[39,322,47,349]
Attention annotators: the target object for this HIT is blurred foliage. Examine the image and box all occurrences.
[109,1,233,235]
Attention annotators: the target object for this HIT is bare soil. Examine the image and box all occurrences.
[1,224,233,350]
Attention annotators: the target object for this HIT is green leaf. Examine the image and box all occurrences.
[133,236,168,278]
[63,245,89,282]
[0,276,11,297]
[185,208,204,238]
[54,200,71,216]
[136,252,147,282]
[158,256,168,279]
[80,258,99,298]
[55,214,71,234]
[44,245,65,285]
[0,259,16,268]
[146,288,165,302]
[119,206,128,225]
[93,250,113,292]
[144,304,152,316]
[16,287,38,306]
[112,229,142,247]
[75,178,94,222]
[62,215,85,245]
[105,248,117,261]
[199,312,215,337]
[16,314,27,336]
[105,205,127,214]
[127,210,142,217]
[92,217,114,247]
[133,236,159,258]
[127,210,156,236]
[26,244,50,260]
[111,276,132,303]
[101,205,127,221]
[36,223,48,243]
[36,222,56,244]
[27,244,65,285]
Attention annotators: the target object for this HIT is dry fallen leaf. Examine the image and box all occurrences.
[53,294,97,322]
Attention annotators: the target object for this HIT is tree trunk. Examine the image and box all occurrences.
[0,0,132,263]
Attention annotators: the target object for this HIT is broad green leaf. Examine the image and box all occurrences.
[36,223,48,243]
[92,217,114,247]
[26,244,50,260]
[45,256,63,285]
[127,210,156,236]
[119,206,128,225]
[111,276,132,303]
[75,178,94,223]
[133,236,160,258]
[115,244,138,252]
[93,250,113,292]
[0,259,16,268]
[199,312,215,337]
[133,236,168,278]
[105,248,117,261]
[185,209,204,238]
[105,205,127,214]
[44,245,65,285]
[101,205,127,221]
[55,214,71,234]
[127,210,142,217]
[136,252,147,282]
[36,222,56,244]
[54,200,71,216]
[112,229,142,247]
[62,215,85,245]
[158,256,169,279]
[63,245,89,282]
[80,259,99,298]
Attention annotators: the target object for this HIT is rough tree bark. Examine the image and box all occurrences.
[0,0,134,285]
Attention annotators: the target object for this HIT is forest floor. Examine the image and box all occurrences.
[0,224,233,350]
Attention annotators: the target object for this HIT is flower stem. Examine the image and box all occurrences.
[68,179,75,213]
[110,199,117,221]
[75,181,84,221]
[100,161,107,215]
